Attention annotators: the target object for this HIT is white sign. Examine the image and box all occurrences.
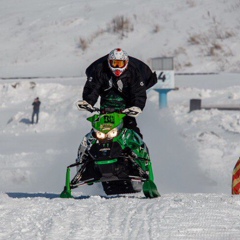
[155,70,175,89]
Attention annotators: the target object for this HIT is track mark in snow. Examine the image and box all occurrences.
[122,199,159,240]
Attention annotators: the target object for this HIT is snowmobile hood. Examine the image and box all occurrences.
[87,112,125,134]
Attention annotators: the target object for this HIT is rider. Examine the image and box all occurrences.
[78,48,157,137]
[76,48,157,165]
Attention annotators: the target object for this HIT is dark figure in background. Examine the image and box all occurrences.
[32,97,41,124]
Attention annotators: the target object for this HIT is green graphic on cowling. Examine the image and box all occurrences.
[87,112,125,134]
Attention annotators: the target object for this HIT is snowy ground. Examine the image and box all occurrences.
[2,193,240,240]
[1,0,240,239]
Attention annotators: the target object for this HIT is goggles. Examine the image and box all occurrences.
[109,59,127,68]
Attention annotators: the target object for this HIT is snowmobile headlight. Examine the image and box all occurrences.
[107,128,118,139]
[96,131,106,139]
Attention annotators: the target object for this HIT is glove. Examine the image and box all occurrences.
[76,100,94,112]
[122,106,142,118]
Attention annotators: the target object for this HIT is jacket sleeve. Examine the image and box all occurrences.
[82,69,101,106]
[129,68,147,110]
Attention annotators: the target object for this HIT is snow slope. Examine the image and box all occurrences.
[1,0,240,239]
[1,0,240,77]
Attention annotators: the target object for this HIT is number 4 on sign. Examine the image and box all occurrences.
[158,72,166,82]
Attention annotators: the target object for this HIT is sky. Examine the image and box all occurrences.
[1,0,240,239]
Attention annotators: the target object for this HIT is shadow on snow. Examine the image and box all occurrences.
[6,192,145,200]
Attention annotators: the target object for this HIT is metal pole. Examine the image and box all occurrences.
[154,89,172,109]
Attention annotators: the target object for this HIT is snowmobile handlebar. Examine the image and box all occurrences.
[79,107,138,116]
[86,106,100,113]
[77,101,139,117]
[77,103,123,114]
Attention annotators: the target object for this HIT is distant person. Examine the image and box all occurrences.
[32,97,41,124]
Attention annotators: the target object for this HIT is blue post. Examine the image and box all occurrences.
[154,89,172,109]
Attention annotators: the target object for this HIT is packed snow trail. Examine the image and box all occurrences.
[1,193,240,240]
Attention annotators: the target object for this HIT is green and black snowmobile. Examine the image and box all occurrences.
[60,105,160,199]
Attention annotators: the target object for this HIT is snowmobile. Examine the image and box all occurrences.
[60,105,160,199]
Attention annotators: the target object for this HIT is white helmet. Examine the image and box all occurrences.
[108,48,129,77]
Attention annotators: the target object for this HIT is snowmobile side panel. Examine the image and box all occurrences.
[114,129,150,160]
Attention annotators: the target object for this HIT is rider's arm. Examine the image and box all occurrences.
[129,68,147,111]
[82,70,102,107]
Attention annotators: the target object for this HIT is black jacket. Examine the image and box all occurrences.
[83,55,155,111]
[32,101,41,112]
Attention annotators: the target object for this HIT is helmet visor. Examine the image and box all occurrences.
[109,59,127,68]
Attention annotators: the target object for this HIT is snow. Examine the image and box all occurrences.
[2,193,240,240]
[1,0,240,239]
